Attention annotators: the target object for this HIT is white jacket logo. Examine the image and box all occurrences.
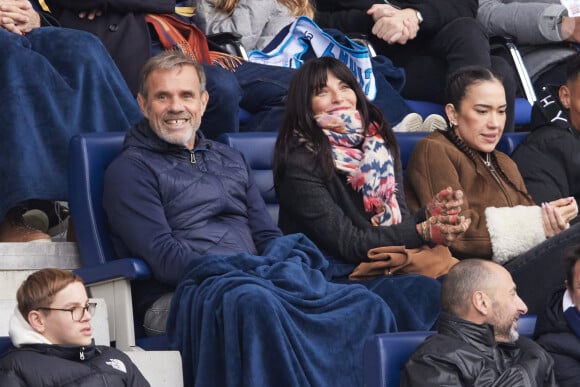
[106,358,127,373]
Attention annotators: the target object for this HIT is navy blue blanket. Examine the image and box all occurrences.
[167,234,396,387]
[0,27,142,219]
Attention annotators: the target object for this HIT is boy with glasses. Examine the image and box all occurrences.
[0,268,150,386]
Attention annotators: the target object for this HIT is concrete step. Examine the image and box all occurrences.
[0,242,80,299]
[125,349,184,387]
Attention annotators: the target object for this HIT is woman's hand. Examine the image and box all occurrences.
[549,197,578,224]
[541,202,568,238]
[417,214,471,246]
[426,187,464,218]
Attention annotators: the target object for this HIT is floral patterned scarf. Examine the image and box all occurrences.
[315,110,402,226]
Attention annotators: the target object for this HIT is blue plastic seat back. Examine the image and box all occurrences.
[68,132,126,267]
[407,98,532,126]
[363,314,537,387]
[0,337,13,357]
[217,132,279,222]
[496,131,528,156]
[395,132,429,171]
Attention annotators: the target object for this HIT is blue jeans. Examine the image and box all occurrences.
[200,64,242,140]
[235,60,413,130]
[504,222,580,314]
[202,61,413,138]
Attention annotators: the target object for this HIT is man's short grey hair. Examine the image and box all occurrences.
[441,259,497,317]
[138,51,207,98]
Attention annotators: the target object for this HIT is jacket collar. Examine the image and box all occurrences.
[9,307,52,347]
[9,307,99,361]
[437,311,497,356]
[125,118,212,154]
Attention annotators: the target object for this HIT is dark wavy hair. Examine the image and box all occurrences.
[441,65,532,203]
[273,57,399,187]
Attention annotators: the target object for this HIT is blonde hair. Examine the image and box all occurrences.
[17,268,84,319]
[211,0,314,18]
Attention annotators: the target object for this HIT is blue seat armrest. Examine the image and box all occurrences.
[74,258,152,285]
[0,337,14,356]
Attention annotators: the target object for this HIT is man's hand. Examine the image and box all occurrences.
[0,0,40,35]
[367,4,420,45]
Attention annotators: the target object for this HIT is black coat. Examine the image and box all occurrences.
[314,0,478,36]
[276,145,425,264]
[40,0,175,94]
[402,312,557,386]
[511,87,580,220]
[0,343,150,386]
[535,288,580,387]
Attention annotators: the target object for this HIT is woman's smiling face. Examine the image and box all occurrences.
[311,71,357,116]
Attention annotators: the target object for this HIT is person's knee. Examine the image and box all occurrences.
[143,292,173,336]
[204,65,242,105]
[439,17,489,50]
[491,55,517,99]
[229,284,276,315]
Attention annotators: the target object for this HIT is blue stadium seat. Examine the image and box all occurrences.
[68,129,528,352]
[68,132,168,351]
[407,98,532,127]
[363,314,537,387]
[0,337,13,357]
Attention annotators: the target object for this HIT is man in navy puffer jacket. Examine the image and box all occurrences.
[103,51,283,335]
[103,51,397,387]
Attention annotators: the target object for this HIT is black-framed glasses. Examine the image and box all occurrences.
[37,302,97,322]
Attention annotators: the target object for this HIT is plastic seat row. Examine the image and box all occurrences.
[66,130,529,354]
[362,313,537,387]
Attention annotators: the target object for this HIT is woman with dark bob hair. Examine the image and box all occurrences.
[273,57,470,330]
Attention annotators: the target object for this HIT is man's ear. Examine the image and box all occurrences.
[559,84,571,110]
[27,311,46,334]
[137,93,148,118]
[472,290,490,316]
[200,90,209,116]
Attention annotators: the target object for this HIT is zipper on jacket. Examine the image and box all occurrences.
[190,151,196,164]
[481,154,513,206]
[79,346,85,360]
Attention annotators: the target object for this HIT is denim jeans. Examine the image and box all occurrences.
[504,222,580,314]
[202,60,413,138]
[199,64,243,140]
[373,17,517,131]
[234,60,413,132]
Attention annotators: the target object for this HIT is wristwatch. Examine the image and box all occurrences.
[415,10,423,24]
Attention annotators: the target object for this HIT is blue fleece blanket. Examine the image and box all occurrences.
[0,27,142,219]
[167,234,396,387]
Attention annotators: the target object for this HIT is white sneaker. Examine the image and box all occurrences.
[421,114,448,132]
[393,113,423,132]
